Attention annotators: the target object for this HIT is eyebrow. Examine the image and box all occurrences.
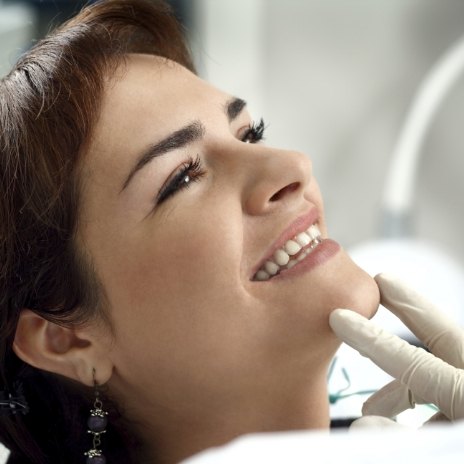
[226,97,247,122]
[121,97,247,192]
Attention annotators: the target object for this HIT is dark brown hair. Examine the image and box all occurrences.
[0,1,194,462]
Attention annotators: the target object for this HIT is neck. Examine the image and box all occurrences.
[134,373,331,464]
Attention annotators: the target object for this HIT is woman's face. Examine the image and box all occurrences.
[79,54,379,414]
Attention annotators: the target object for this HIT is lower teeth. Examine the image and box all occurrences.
[310,237,322,249]
[287,259,297,269]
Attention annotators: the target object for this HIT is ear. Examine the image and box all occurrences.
[13,309,113,387]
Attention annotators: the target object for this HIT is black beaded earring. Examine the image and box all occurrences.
[84,369,108,464]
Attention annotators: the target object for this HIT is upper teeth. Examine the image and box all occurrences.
[253,224,322,281]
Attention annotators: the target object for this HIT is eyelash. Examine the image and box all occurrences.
[156,154,205,204]
[242,118,266,144]
[156,118,267,204]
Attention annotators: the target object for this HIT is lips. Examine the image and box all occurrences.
[251,209,320,281]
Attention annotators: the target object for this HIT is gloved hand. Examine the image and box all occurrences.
[329,273,464,425]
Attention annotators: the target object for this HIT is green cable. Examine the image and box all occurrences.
[327,357,438,411]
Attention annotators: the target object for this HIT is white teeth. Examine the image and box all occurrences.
[310,237,321,249]
[283,239,302,256]
[295,232,311,247]
[255,270,270,281]
[273,249,290,266]
[308,225,320,240]
[264,261,279,275]
[287,259,297,269]
[253,222,323,281]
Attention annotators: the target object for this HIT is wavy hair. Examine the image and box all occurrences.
[0,1,194,462]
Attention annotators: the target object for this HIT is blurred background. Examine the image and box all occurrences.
[2,0,464,424]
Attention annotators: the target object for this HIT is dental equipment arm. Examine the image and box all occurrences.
[383,34,464,237]
[329,273,464,423]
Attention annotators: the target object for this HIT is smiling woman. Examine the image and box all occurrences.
[0,1,379,463]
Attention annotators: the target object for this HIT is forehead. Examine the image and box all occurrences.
[82,54,227,192]
[97,53,223,134]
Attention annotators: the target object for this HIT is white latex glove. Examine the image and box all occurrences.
[329,273,464,424]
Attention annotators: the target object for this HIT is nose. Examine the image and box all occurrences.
[240,145,312,215]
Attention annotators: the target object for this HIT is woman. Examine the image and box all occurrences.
[0,0,379,462]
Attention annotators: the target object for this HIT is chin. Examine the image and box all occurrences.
[312,248,380,321]
[334,251,380,318]
[261,247,380,364]
[278,247,380,361]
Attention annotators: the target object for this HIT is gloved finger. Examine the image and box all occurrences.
[362,380,414,417]
[424,411,449,425]
[362,379,429,416]
[329,309,464,420]
[375,273,464,367]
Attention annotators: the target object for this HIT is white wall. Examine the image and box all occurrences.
[0,3,35,77]
[193,0,464,265]
[191,0,266,117]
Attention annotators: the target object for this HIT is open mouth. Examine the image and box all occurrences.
[252,223,323,281]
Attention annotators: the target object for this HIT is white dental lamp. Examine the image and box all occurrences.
[349,34,464,341]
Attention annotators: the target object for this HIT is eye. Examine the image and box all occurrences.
[156,155,206,204]
[241,118,266,143]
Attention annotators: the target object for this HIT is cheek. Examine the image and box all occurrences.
[103,203,244,328]
[102,211,273,391]
[144,212,240,289]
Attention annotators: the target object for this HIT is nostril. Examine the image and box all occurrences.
[269,182,300,202]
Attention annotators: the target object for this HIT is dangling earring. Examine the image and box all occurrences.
[84,368,108,464]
